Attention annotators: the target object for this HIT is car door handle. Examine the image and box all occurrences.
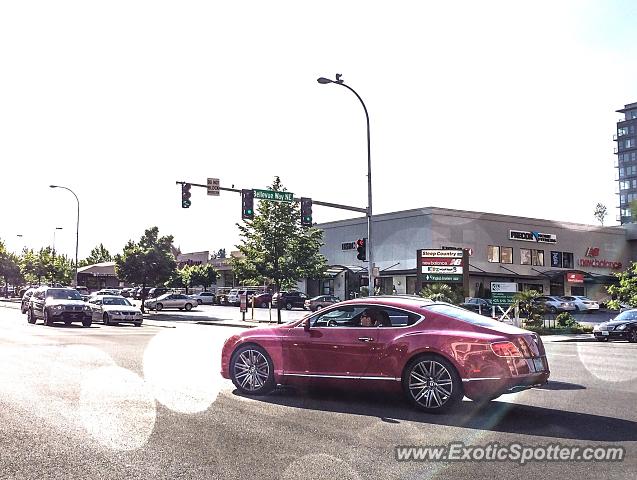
[358,337,374,342]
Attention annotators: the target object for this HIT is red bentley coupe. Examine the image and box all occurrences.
[220,296,550,412]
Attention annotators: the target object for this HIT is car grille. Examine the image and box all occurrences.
[65,305,84,311]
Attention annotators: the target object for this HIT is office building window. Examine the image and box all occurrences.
[532,249,544,266]
[520,248,531,265]
[562,252,574,269]
[500,247,513,264]
[487,245,500,263]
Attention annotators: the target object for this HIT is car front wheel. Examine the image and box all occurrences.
[103,313,110,325]
[44,310,54,327]
[155,303,163,311]
[185,303,193,311]
[285,302,292,310]
[82,319,92,327]
[230,345,275,395]
[27,308,36,324]
[402,355,462,413]
[629,329,637,343]
[596,336,608,342]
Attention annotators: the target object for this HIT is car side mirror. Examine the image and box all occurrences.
[303,318,311,331]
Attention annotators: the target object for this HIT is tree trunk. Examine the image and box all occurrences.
[276,281,282,324]
[141,282,146,314]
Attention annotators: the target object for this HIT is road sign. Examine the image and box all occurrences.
[422,265,463,274]
[254,189,294,203]
[491,282,517,306]
[207,178,220,196]
[424,274,463,282]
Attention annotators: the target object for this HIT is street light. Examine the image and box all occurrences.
[50,185,79,287]
[317,74,376,294]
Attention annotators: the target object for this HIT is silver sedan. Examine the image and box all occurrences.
[146,293,197,311]
[88,295,143,326]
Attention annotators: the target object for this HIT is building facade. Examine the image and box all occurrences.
[313,207,632,302]
[616,101,637,224]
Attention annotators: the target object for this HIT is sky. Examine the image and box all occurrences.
[1,0,636,260]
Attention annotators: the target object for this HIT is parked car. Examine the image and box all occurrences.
[21,287,38,314]
[189,291,215,305]
[271,291,309,310]
[26,286,92,327]
[227,288,261,306]
[593,309,637,342]
[250,292,273,308]
[148,287,169,298]
[532,296,576,313]
[87,295,143,326]
[221,297,550,413]
[460,298,493,316]
[135,287,152,300]
[120,288,134,298]
[145,293,197,311]
[93,289,120,297]
[304,295,340,312]
[559,296,599,313]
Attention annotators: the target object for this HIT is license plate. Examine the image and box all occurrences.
[602,331,609,336]
[533,358,545,372]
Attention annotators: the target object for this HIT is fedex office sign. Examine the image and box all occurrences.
[509,230,557,244]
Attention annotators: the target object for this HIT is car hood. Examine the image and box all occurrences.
[102,305,141,313]
[46,299,86,307]
[602,319,637,327]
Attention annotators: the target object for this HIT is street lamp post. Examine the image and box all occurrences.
[50,185,79,287]
[317,74,375,295]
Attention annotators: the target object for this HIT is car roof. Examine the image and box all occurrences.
[336,295,435,310]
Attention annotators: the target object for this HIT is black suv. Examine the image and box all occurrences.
[27,286,92,327]
[271,291,308,310]
[148,287,169,298]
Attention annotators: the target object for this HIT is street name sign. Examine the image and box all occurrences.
[254,189,294,203]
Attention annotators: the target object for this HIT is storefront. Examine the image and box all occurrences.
[316,207,631,302]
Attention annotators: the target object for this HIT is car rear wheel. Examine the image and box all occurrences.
[596,336,608,342]
[185,303,193,311]
[230,345,275,396]
[402,354,462,413]
[197,299,202,305]
[155,303,163,311]
[27,308,36,324]
[549,306,557,314]
[285,302,292,310]
[260,302,268,308]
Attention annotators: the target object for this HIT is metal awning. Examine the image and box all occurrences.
[323,265,368,278]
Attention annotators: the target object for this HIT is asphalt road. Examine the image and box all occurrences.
[1,306,635,480]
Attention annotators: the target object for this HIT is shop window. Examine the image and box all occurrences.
[562,252,574,269]
[550,251,563,268]
[406,277,417,295]
[487,245,500,263]
[500,247,513,264]
[520,248,531,265]
[532,250,545,266]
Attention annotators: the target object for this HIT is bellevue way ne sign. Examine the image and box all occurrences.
[254,189,294,203]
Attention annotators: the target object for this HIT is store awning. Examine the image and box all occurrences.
[323,265,368,278]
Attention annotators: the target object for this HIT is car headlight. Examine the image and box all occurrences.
[593,325,600,331]
[53,305,64,311]
[617,324,627,331]
[83,305,91,311]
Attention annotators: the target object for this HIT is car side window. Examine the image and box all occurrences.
[311,306,366,327]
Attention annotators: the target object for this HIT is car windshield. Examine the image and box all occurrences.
[102,297,131,306]
[47,289,82,300]
[613,310,637,322]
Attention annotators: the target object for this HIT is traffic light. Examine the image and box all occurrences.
[356,238,367,261]
[181,183,192,208]
[300,197,313,227]
[241,189,254,220]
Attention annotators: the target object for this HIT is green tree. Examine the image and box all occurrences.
[115,227,177,313]
[419,283,463,304]
[512,289,543,326]
[232,177,327,322]
[606,262,637,309]
[593,203,608,226]
[0,240,24,296]
[82,243,113,266]
[190,263,218,291]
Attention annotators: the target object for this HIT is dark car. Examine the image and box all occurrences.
[148,287,169,298]
[271,291,308,310]
[250,292,273,308]
[221,296,550,413]
[304,295,340,312]
[593,309,637,342]
[135,287,152,300]
[460,298,493,316]
[27,286,92,327]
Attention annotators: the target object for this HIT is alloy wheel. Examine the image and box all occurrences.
[630,329,637,343]
[408,359,454,410]
[232,349,271,393]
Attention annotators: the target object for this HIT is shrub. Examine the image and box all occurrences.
[556,312,577,327]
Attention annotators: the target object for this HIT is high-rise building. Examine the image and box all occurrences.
[616,101,637,224]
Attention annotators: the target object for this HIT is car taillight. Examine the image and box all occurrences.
[490,341,523,358]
